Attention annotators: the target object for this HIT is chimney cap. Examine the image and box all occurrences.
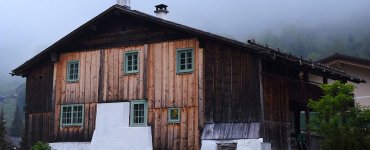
[154,4,169,13]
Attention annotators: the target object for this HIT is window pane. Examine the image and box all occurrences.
[187,64,192,69]
[128,66,132,71]
[128,55,132,61]
[180,52,185,59]
[134,54,138,60]
[171,109,178,120]
[186,51,192,58]
[180,65,186,70]
[187,57,192,64]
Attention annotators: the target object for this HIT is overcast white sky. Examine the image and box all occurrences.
[1,0,370,87]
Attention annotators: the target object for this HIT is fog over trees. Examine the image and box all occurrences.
[1,0,370,86]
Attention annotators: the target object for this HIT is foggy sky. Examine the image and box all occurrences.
[1,0,370,88]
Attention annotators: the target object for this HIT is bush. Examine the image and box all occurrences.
[31,141,51,150]
[308,81,370,150]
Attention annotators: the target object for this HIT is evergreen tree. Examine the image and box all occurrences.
[10,106,24,137]
[0,107,9,149]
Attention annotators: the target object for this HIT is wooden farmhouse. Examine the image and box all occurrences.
[12,3,365,150]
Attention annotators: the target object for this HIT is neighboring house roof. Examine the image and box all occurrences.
[11,5,365,83]
[319,53,370,69]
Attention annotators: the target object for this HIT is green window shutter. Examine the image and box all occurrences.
[60,104,84,127]
[176,48,194,74]
[124,51,139,74]
[168,108,181,123]
[67,60,79,82]
[130,100,148,127]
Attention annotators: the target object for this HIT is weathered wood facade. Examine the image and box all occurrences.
[13,4,365,150]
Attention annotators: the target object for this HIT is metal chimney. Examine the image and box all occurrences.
[154,4,169,20]
[117,0,130,9]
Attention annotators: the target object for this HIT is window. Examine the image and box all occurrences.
[130,100,147,126]
[124,51,139,74]
[67,60,79,82]
[217,143,237,150]
[168,108,181,123]
[60,104,84,126]
[176,48,194,73]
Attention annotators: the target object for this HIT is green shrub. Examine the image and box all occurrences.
[308,81,370,150]
[31,141,51,150]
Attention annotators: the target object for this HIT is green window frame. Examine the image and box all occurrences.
[168,108,181,123]
[176,48,194,74]
[60,104,84,126]
[124,51,139,74]
[67,60,79,82]
[130,100,148,127]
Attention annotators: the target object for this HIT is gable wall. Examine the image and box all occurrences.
[44,38,202,149]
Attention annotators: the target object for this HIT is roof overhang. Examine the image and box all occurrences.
[11,5,366,84]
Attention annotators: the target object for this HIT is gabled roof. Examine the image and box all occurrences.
[11,5,365,83]
[11,5,255,76]
[319,53,370,66]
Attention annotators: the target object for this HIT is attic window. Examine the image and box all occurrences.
[67,60,79,82]
[124,51,139,74]
[176,48,194,74]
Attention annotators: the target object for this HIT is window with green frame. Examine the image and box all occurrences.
[168,108,181,123]
[130,100,147,127]
[124,51,139,74]
[176,48,194,73]
[60,104,84,126]
[67,60,79,82]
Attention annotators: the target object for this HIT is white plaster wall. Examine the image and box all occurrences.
[50,102,153,150]
[49,142,90,150]
[89,102,153,150]
[201,138,270,150]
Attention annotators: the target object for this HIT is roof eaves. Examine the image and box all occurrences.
[247,40,366,83]
[11,5,119,76]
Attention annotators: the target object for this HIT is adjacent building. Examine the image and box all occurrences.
[318,53,370,106]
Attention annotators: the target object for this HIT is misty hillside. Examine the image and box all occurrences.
[0,82,25,137]
[256,23,370,61]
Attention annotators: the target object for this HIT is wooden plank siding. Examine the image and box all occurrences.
[24,38,202,149]
[203,41,262,123]
[261,73,290,150]
[147,39,201,150]
[24,61,54,149]
[261,72,323,150]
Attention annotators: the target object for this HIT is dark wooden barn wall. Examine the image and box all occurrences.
[261,73,290,150]
[25,61,54,149]
[63,13,190,52]
[26,61,54,113]
[203,41,261,123]
[261,72,323,150]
